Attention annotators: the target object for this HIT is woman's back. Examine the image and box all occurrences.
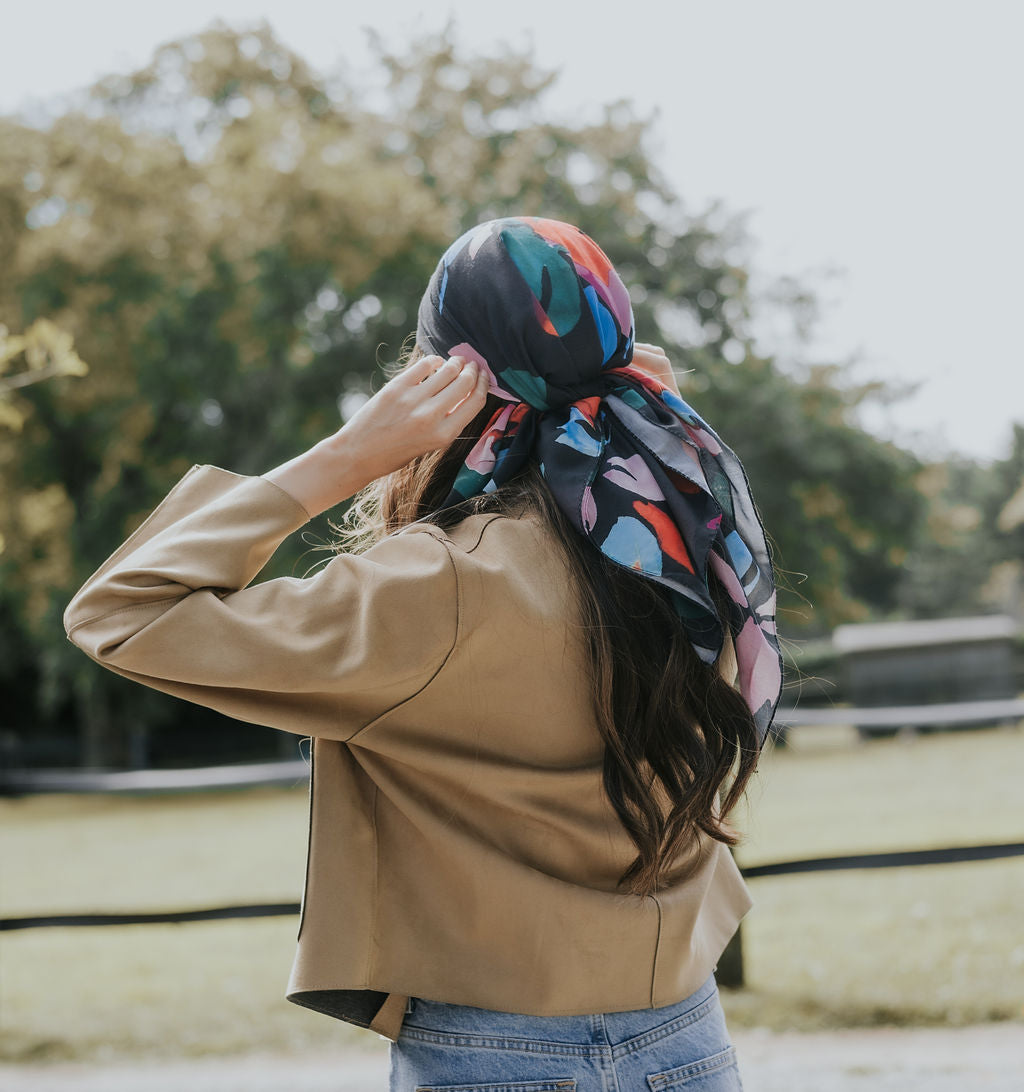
[64,467,751,1038]
[291,506,754,1034]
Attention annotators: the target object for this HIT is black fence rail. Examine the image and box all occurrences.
[1,902,298,932]
[4,841,1023,933]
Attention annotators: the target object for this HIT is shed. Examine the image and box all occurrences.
[831,615,1019,735]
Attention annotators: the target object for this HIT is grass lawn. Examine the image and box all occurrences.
[2,724,1022,1061]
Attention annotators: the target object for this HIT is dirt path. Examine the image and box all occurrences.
[2,1024,1021,1091]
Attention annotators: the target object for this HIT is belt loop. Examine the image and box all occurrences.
[405,997,415,1015]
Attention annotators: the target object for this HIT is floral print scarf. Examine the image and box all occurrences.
[416,216,782,744]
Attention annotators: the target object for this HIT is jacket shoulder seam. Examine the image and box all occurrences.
[401,513,508,555]
[464,513,509,554]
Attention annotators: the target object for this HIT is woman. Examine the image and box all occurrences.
[65,216,782,1090]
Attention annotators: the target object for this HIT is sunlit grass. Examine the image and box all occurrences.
[2,725,1022,1060]
[0,784,310,917]
[725,859,1024,1030]
[725,721,1024,1030]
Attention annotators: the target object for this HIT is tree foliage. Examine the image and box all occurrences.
[0,21,939,766]
[895,426,1024,620]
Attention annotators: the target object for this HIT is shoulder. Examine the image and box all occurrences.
[397,511,573,628]
[364,510,571,615]
[399,510,559,565]
[321,523,459,608]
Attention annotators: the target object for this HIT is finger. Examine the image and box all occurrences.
[631,353,668,375]
[397,353,451,388]
[633,349,672,375]
[442,366,490,436]
[400,353,446,386]
[634,343,669,358]
[432,358,480,410]
[418,354,470,394]
[413,357,478,416]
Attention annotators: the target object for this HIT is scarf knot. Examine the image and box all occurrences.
[417,216,782,744]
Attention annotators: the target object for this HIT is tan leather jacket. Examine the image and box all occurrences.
[64,464,753,1041]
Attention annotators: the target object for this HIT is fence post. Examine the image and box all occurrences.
[716,922,744,987]
[715,844,745,987]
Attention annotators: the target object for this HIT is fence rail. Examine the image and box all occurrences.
[777,697,1024,728]
[4,700,1021,795]
[4,841,1022,933]
[0,758,309,794]
[8,704,1019,1001]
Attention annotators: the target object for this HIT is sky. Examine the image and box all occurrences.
[5,0,1022,462]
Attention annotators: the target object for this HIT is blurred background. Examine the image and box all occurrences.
[1,0,1022,1081]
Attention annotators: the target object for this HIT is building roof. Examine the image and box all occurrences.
[832,615,1019,653]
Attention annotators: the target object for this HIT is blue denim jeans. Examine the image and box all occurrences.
[389,972,743,1091]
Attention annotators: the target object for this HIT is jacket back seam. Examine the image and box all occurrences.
[367,780,380,982]
[648,892,664,1007]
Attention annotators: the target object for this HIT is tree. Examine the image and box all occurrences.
[896,426,1024,620]
[0,21,926,767]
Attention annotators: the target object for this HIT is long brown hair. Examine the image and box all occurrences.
[331,355,761,896]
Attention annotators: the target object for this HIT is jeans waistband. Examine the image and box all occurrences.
[402,972,720,1049]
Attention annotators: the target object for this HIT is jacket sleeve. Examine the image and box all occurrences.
[63,464,459,741]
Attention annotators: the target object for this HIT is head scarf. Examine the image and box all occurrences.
[416,216,782,744]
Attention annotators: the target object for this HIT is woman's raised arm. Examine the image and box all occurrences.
[264,353,487,517]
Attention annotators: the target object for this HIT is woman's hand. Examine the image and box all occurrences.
[631,342,683,399]
[263,354,489,518]
[341,353,489,478]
